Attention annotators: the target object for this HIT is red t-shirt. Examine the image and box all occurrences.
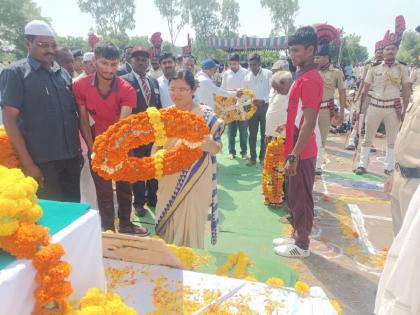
[285,68,323,160]
[73,73,137,135]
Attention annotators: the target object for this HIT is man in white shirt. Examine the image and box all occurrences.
[222,53,250,160]
[157,53,177,108]
[195,58,239,109]
[148,55,163,80]
[266,71,292,141]
[244,53,272,166]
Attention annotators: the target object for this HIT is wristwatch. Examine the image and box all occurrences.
[287,154,298,163]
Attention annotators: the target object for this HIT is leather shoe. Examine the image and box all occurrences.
[134,205,147,217]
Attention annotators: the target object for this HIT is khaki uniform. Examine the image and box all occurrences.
[316,65,345,169]
[410,67,420,91]
[390,89,420,235]
[358,61,410,171]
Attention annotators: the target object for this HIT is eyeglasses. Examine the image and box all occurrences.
[169,87,191,93]
[35,42,57,49]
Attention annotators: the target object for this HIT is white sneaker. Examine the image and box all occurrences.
[272,237,295,247]
[274,244,310,258]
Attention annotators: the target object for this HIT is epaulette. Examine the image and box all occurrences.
[397,60,407,65]
[371,61,382,67]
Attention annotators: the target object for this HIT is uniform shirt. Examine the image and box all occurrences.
[266,90,290,137]
[410,67,420,91]
[285,66,323,160]
[0,56,80,164]
[157,75,174,108]
[395,89,420,168]
[244,68,272,102]
[195,71,236,109]
[73,73,136,135]
[365,61,410,100]
[221,67,249,90]
[319,65,345,101]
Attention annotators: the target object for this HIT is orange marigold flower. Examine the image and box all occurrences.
[33,243,65,271]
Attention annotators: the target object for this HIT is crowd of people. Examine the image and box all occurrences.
[1,18,420,311]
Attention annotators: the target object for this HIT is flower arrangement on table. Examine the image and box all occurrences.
[0,127,19,168]
[262,136,286,206]
[0,165,136,314]
[92,107,209,183]
[213,89,256,124]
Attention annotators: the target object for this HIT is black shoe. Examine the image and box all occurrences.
[370,146,377,153]
[246,160,256,166]
[384,169,393,176]
[147,199,157,208]
[354,167,366,175]
[315,168,323,176]
[134,205,146,217]
[345,144,356,151]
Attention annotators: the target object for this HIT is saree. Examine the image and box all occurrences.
[155,104,224,248]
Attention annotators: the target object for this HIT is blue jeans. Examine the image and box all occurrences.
[227,121,248,156]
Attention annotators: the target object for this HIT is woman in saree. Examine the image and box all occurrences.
[155,70,224,248]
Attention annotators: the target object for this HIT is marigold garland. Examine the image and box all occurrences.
[92,107,209,183]
[166,243,208,270]
[0,128,19,168]
[265,277,285,288]
[214,89,256,124]
[262,137,285,205]
[330,299,343,315]
[294,281,310,295]
[215,251,252,280]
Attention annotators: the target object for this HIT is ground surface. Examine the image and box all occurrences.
[137,132,392,315]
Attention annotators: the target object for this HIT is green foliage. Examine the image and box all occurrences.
[0,0,50,62]
[56,36,90,52]
[330,34,368,66]
[260,0,299,36]
[218,0,240,38]
[397,31,420,64]
[77,0,135,40]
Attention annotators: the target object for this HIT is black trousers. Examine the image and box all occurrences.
[37,157,81,202]
[132,144,158,207]
[248,102,268,162]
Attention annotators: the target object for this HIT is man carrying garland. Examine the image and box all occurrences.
[73,42,148,235]
[355,16,411,176]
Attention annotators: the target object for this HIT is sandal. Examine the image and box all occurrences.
[119,223,149,236]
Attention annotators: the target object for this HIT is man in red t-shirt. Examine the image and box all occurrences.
[73,42,148,235]
[273,26,323,258]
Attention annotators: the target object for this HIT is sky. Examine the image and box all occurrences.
[34,0,420,56]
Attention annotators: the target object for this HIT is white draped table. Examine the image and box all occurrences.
[0,210,106,315]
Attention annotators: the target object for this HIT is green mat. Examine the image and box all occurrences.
[0,200,90,269]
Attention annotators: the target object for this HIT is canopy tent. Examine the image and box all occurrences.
[208,35,288,52]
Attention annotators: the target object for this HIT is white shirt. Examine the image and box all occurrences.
[221,67,249,90]
[195,71,236,109]
[148,68,163,80]
[266,89,290,137]
[157,75,173,108]
[244,68,272,102]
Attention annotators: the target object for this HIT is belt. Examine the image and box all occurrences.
[395,163,420,178]
[320,99,334,109]
[370,97,399,108]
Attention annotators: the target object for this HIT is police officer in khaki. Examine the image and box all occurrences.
[385,24,420,235]
[355,16,411,176]
[314,24,346,175]
[346,41,384,150]
[410,55,420,92]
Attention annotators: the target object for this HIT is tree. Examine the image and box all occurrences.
[397,31,420,64]
[77,0,135,40]
[56,36,90,52]
[154,0,189,47]
[0,0,49,62]
[260,0,299,36]
[218,0,240,38]
[331,34,369,66]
